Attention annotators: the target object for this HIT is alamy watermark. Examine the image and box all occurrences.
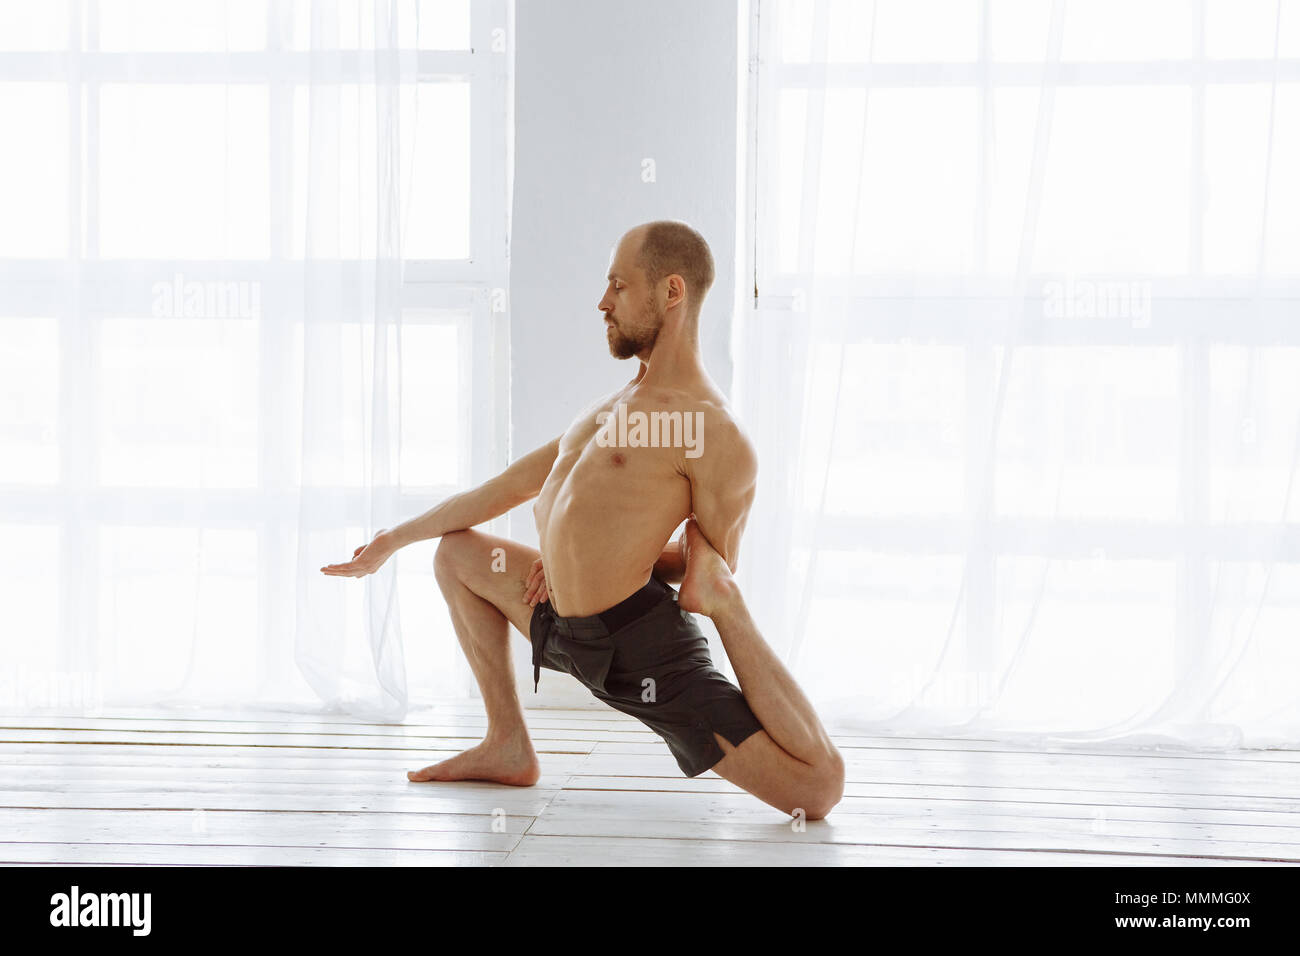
[151,272,261,319]
[50,886,151,936]
[595,402,704,459]
[0,666,102,715]
[1042,276,1152,327]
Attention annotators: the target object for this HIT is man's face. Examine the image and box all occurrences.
[598,232,662,360]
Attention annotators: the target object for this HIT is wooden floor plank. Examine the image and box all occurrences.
[0,843,505,866]
[0,706,632,731]
[0,806,532,835]
[0,728,597,754]
[0,788,560,816]
[500,834,1272,867]
[0,810,525,852]
[0,743,591,774]
[0,717,652,745]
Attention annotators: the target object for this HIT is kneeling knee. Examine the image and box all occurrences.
[800,749,845,821]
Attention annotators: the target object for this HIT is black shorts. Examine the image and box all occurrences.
[529,575,764,777]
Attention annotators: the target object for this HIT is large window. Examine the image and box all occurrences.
[0,0,511,707]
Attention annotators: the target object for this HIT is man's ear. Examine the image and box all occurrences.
[667,275,685,309]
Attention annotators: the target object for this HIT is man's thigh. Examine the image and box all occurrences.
[437,529,541,639]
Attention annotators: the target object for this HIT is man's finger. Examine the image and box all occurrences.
[523,566,544,599]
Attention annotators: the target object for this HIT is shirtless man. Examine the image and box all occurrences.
[320,221,844,819]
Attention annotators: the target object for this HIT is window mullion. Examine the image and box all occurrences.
[966,0,996,686]
[59,0,101,684]
[258,0,293,686]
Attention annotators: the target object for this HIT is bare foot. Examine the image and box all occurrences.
[407,733,541,787]
[677,518,739,617]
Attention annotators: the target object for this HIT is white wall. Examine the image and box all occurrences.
[505,0,741,704]
[510,0,739,484]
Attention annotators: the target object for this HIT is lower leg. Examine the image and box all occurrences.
[679,521,840,771]
[407,534,540,785]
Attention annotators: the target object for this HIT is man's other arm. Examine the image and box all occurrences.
[683,415,758,573]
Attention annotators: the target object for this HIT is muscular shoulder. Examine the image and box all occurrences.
[680,399,757,569]
[622,382,757,479]
[686,400,757,487]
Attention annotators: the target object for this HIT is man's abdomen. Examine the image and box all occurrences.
[536,460,689,617]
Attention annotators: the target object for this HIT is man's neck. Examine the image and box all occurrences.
[635,320,707,388]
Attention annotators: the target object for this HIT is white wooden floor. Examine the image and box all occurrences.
[1,705,1298,866]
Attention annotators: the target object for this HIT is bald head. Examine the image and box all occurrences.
[630,220,715,322]
[598,220,717,360]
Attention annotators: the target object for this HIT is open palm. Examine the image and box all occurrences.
[320,529,394,578]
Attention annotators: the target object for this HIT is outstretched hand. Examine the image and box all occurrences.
[320,529,396,578]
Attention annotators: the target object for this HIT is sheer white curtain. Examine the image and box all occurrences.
[292,1,414,720]
[0,0,498,721]
[738,0,1300,749]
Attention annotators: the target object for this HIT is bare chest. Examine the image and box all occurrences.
[535,398,695,522]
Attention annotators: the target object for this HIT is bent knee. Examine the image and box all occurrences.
[798,748,845,821]
[433,528,477,580]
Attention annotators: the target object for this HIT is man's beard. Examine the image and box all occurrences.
[606,300,660,359]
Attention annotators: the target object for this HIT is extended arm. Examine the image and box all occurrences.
[389,437,560,547]
[321,437,559,578]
